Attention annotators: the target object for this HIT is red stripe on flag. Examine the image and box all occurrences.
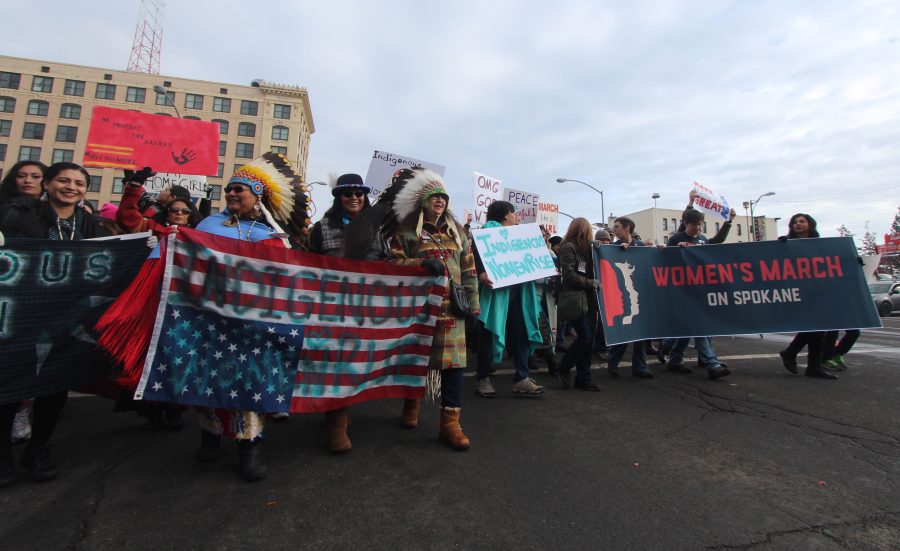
[289,385,425,413]
[294,364,428,386]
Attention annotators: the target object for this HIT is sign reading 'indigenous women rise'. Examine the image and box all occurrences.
[470,223,557,289]
[0,238,149,403]
[594,237,882,345]
[135,229,446,413]
[83,106,220,175]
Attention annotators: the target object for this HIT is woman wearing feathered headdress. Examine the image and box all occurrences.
[384,167,479,450]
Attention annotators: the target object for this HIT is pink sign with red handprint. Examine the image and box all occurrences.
[83,106,219,175]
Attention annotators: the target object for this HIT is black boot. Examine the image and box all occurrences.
[237,440,267,482]
[20,444,57,482]
[197,430,221,463]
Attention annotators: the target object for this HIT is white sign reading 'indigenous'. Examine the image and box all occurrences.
[503,187,539,224]
[145,173,208,199]
[472,172,504,226]
[471,223,557,289]
[365,150,446,198]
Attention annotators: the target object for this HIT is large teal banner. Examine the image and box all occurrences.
[594,237,881,345]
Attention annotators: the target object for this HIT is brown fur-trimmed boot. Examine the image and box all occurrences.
[439,407,470,450]
[400,399,420,429]
[324,408,352,453]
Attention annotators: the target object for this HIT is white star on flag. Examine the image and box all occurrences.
[229,389,238,399]
[172,309,180,319]
[267,326,276,334]
[238,354,247,363]
[276,395,285,403]
[271,367,279,375]
[252,347,261,355]
[252,393,262,402]
[205,387,214,396]
[157,364,167,373]
[210,369,218,378]
[290,329,299,337]
[152,382,163,390]
[228,343,238,352]
[218,333,227,342]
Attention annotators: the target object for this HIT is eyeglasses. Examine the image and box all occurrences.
[341,190,365,198]
[168,207,192,215]
[224,184,248,194]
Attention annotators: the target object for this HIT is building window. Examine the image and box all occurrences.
[155,112,172,117]
[217,162,224,178]
[60,103,82,119]
[736,224,742,236]
[702,221,707,233]
[672,218,677,229]
[112,177,125,194]
[0,144,6,161]
[23,122,45,139]
[88,175,101,192]
[233,164,244,174]
[271,125,289,141]
[240,100,258,116]
[273,104,291,119]
[56,125,78,142]
[662,218,668,231]
[27,100,49,116]
[210,207,220,215]
[237,122,256,137]
[218,140,227,156]
[0,72,21,89]
[212,119,229,134]
[209,184,222,200]
[95,83,116,100]
[0,119,10,137]
[52,149,74,163]
[19,146,41,161]
[184,116,201,120]
[155,90,175,106]
[185,93,204,109]
[32,76,54,93]
[126,86,146,103]
[64,79,85,96]
[271,146,287,155]
[715,222,721,232]
[235,143,254,158]
[0,96,15,112]
[213,97,231,112]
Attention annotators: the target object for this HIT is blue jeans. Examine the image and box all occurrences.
[559,313,594,384]
[668,337,720,372]
[441,368,464,408]
[607,341,649,374]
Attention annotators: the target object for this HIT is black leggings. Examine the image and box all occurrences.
[0,391,68,457]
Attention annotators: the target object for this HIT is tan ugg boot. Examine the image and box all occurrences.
[324,408,351,453]
[439,407,470,450]
[400,399,420,429]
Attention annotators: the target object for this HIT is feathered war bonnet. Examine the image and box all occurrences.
[228,151,313,247]
[386,166,460,247]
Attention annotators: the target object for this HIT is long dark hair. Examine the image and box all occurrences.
[322,193,372,229]
[42,162,91,188]
[0,160,48,203]
[486,200,515,223]
[787,213,819,238]
[153,197,200,228]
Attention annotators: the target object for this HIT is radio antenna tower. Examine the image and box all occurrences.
[127,0,165,74]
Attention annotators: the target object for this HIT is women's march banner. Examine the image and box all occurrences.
[0,238,149,402]
[470,223,557,288]
[594,238,881,345]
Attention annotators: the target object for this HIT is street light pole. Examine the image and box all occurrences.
[153,85,181,118]
[652,192,660,245]
[556,178,605,227]
[748,191,775,242]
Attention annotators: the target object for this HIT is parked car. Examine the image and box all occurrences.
[869,281,900,317]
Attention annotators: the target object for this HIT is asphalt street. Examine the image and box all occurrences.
[3,317,900,550]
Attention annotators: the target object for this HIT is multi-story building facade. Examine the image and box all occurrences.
[0,55,314,212]
[606,207,779,245]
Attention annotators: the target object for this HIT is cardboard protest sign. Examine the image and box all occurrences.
[83,106,219,175]
[472,172,504,225]
[538,202,559,235]
[503,187,539,224]
[365,151,446,198]
[692,181,731,220]
[470,223,557,289]
[145,173,209,199]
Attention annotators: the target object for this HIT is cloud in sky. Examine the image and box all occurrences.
[4,0,899,240]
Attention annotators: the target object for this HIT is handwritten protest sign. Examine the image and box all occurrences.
[365,151,446,198]
[692,181,731,220]
[471,172,503,226]
[470,223,557,289]
[503,187,539,224]
[538,202,559,235]
[82,106,219,175]
[145,173,209,199]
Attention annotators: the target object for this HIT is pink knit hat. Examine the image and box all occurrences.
[98,202,119,220]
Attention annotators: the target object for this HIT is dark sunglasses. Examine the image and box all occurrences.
[341,190,365,198]
[224,184,248,194]
[168,207,192,215]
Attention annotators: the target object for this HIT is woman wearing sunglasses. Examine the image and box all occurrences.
[117,168,200,234]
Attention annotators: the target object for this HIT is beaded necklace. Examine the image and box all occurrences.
[56,217,76,241]
[234,217,258,242]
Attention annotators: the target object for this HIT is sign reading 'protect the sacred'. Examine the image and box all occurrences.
[594,237,882,345]
[83,106,219,175]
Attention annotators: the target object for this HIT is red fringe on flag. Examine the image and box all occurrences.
[95,255,165,387]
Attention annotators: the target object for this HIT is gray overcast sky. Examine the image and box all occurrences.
[4,0,899,241]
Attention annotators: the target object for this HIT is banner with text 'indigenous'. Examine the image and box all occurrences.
[594,237,882,345]
[83,106,219,175]
[0,238,148,403]
[134,229,445,413]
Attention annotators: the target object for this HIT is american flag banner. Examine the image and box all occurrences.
[134,228,445,413]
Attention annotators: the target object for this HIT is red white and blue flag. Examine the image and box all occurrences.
[134,228,445,413]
